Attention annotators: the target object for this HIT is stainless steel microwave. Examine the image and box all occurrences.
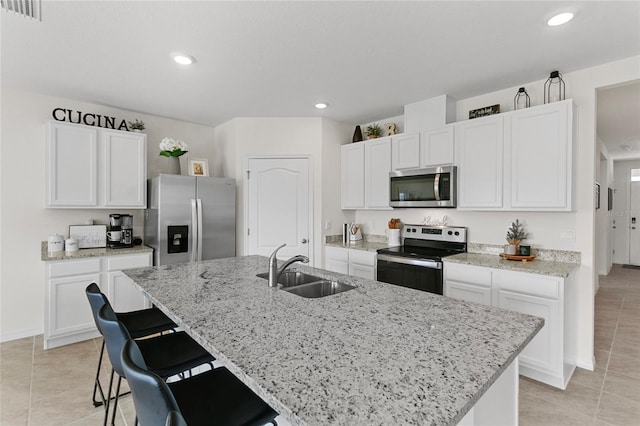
[389,166,457,208]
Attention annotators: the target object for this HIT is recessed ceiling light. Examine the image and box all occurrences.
[315,103,328,109]
[621,144,633,152]
[547,12,574,26]
[171,52,196,65]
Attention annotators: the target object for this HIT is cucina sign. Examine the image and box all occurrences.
[52,108,130,131]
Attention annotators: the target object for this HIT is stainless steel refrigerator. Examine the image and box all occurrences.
[145,174,236,266]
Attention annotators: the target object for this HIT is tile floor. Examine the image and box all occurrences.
[1,264,638,425]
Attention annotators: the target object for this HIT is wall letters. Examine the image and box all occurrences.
[52,108,130,131]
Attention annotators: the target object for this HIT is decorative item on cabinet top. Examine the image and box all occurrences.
[514,87,531,110]
[366,123,382,139]
[384,123,397,136]
[127,119,145,132]
[352,125,363,143]
[188,158,209,177]
[544,70,565,104]
[469,104,500,119]
[159,137,188,175]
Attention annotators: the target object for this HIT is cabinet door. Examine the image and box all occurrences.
[46,121,98,207]
[445,281,492,305]
[325,246,349,274]
[392,133,420,170]
[421,126,455,166]
[497,289,560,373]
[341,144,365,209]
[456,116,504,209]
[46,272,101,339]
[509,101,571,210]
[365,138,392,209]
[108,271,150,312]
[103,130,147,208]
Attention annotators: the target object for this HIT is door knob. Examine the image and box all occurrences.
[301,239,308,244]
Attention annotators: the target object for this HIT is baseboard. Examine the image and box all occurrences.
[0,327,43,343]
[576,355,596,371]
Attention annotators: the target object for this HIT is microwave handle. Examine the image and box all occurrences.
[434,173,441,201]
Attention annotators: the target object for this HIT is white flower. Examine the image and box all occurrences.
[159,137,188,152]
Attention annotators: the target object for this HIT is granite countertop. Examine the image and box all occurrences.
[41,242,152,261]
[124,255,543,426]
[324,240,391,252]
[443,252,579,278]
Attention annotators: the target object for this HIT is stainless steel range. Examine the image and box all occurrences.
[377,225,467,295]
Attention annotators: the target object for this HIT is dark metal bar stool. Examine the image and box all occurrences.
[122,339,279,426]
[85,283,177,408]
[97,304,215,426]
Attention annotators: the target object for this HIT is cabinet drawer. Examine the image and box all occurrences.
[48,258,101,278]
[107,253,152,271]
[496,270,559,299]
[445,263,491,286]
[325,246,349,262]
[349,249,376,267]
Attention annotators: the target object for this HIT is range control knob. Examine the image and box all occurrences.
[448,231,453,235]
[455,231,460,236]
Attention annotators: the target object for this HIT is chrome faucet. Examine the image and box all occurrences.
[268,243,309,287]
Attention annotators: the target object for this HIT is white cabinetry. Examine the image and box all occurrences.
[46,121,147,209]
[444,262,576,389]
[420,126,455,166]
[456,100,573,211]
[44,251,152,349]
[456,115,504,209]
[325,246,376,280]
[391,133,421,171]
[341,138,391,210]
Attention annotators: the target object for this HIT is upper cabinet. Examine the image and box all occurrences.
[456,100,574,211]
[391,133,420,171]
[342,137,392,210]
[420,125,455,167]
[46,121,147,209]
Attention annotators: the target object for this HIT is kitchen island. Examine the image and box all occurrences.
[124,255,543,425]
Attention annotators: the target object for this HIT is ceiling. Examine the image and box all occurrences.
[597,81,640,160]
[2,1,640,137]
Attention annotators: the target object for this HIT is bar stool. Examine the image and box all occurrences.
[97,303,215,426]
[122,339,279,426]
[85,283,177,407]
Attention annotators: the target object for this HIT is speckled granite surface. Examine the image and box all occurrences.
[124,255,543,426]
[467,243,581,263]
[444,253,578,278]
[325,235,392,252]
[41,241,152,261]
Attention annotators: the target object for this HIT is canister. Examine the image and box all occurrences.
[48,234,64,253]
[65,238,79,253]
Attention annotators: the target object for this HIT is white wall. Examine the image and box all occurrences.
[613,159,640,264]
[596,141,615,277]
[0,87,217,341]
[212,117,352,266]
[355,55,640,371]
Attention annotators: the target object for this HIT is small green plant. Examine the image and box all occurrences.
[366,123,382,138]
[128,119,145,131]
[506,219,529,244]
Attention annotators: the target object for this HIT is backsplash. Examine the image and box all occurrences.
[325,234,386,244]
[467,243,580,263]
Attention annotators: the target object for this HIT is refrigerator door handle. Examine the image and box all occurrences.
[191,199,198,262]
[196,198,203,261]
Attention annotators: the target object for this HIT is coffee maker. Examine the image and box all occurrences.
[108,214,133,248]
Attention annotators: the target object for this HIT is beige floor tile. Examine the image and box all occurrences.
[28,385,104,426]
[596,392,640,425]
[611,337,640,359]
[519,393,596,426]
[608,352,640,381]
[595,349,611,369]
[615,324,640,344]
[602,370,640,404]
[570,366,606,392]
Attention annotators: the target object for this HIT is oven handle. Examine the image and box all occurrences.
[377,254,442,269]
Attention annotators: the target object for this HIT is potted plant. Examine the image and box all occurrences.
[366,123,382,139]
[506,219,529,253]
[128,119,145,132]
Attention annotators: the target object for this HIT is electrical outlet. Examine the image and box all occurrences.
[560,230,575,241]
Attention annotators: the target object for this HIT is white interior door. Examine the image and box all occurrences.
[629,179,640,266]
[247,157,312,261]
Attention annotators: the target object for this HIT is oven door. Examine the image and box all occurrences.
[376,254,443,295]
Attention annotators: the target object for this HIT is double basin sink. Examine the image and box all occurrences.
[256,271,355,298]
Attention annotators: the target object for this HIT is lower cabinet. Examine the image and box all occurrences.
[44,252,152,349]
[325,246,376,280]
[444,262,576,389]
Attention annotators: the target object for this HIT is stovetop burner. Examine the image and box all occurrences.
[377,225,467,261]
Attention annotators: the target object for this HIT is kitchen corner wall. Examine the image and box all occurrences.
[212,117,353,267]
[354,55,640,371]
[0,87,217,342]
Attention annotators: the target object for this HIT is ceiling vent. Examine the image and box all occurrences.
[1,0,41,20]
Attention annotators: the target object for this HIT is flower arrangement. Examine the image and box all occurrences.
[159,138,188,157]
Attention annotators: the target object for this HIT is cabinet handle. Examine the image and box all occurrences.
[301,239,308,244]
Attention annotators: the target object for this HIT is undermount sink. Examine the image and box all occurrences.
[282,280,356,299]
[256,271,322,287]
[256,271,356,298]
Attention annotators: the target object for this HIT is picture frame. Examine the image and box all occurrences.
[595,183,600,210]
[188,158,209,176]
